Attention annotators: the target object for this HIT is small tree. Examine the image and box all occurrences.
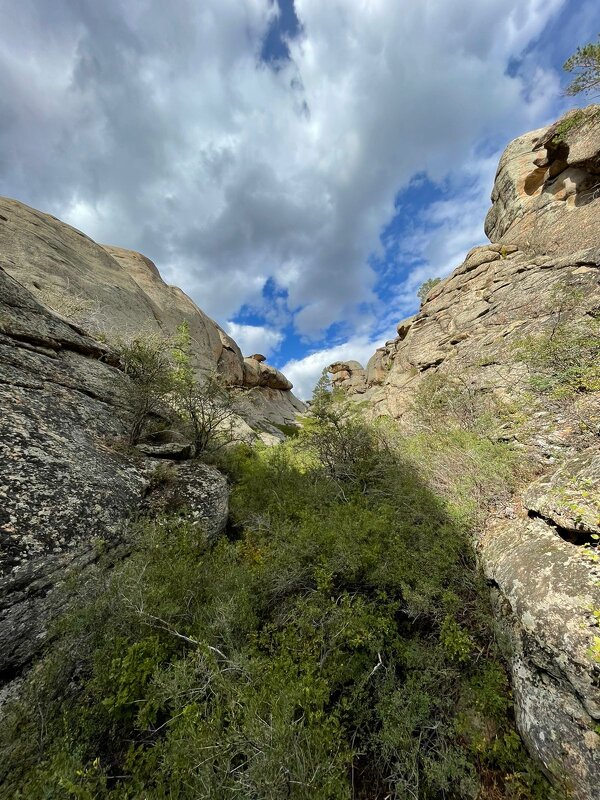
[564,36,600,97]
[171,322,243,455]
[117,334,175,445]
[306,370,390,495]
[417,277,441,303]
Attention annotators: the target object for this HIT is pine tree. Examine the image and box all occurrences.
[564,36,600,97]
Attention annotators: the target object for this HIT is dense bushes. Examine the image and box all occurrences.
[0,398,557,799]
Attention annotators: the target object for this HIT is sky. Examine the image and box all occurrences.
[1,0,598,398]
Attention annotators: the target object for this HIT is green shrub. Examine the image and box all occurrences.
[513,280,600,412]
[550,110,589,143]
[271,422,301,438]
[170,321,245,455]
[417,277,442,303]
[515,317,600,400]
[116,334,176,444]
[0,408,555,799]
[115,322,244,452]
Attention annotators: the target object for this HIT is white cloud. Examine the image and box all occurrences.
[225,321,283,358]
[281,335,384,401]
[0,0,570,356]
[384,152,502,320]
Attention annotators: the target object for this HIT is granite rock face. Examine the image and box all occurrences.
[329,360,368,394]
[484,104,600,256]
[242,356,293,391]
[0,196,304,427]
[523,449,600,540]
[140,461,229,536]
[331,107,600,797]
[482,512,600,799]
[336,243,599,424]
[0,267,228,680]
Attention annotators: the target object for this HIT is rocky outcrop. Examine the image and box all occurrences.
[0,196,304,427]
[0,266,228,680]
[483,509,600,799]
[242,356,293,390]
[241,386,306,429]
[140,461,229,534]
[484,104,600,256]
[483,450,600,796]
[331,106,600,796]
[354,242,599,422]
[329,360,368,394]
[0,191,303,683]
[523,449,600,541]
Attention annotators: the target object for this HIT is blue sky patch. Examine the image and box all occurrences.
[261,0,301,65]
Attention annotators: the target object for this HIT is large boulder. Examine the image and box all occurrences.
[328,360,368,394]
[0,197,227,378]
[140,461,229,537]
[242,356,293,390]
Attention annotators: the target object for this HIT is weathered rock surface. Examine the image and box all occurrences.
[523,449,600,539]
[141,462,229,535]
[482,511,600,797]
[336,244,599,433]
[0,195,304,426]
[241,386,306,428]
[331,106,600,797]
[0,192,300,682]
[242,356,293,390]
[0,267,228,679]
[485,104,600,256]
[136,442,195,460]
[329,360,368,394]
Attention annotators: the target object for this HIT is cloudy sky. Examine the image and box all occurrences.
[1,0,598,397]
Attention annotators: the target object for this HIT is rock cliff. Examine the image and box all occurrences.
[0,198,302,685]
[0,266,231,680]
[0,196,304,428]
[329,105,600,797]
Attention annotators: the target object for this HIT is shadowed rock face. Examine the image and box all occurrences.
[0,196,304,426]
[0,265,230,680]
[331,107,600,797]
